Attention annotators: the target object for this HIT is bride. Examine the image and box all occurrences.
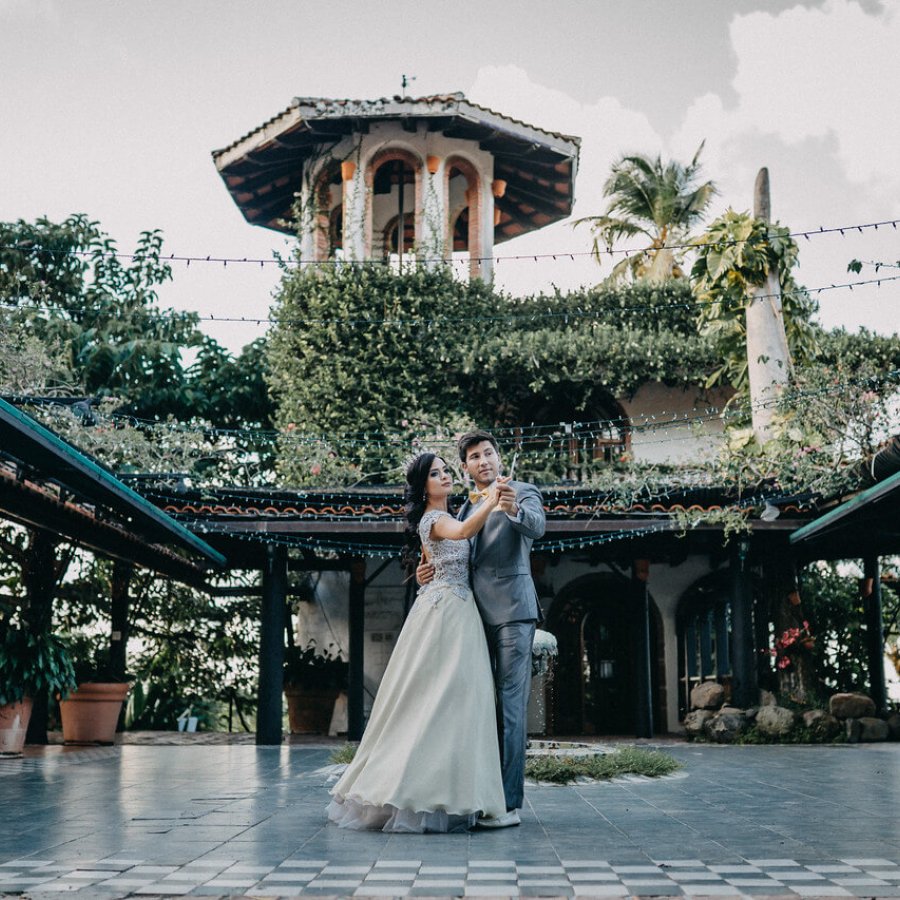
[326,451,506,832]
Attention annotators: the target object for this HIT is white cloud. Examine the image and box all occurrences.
[468,65,666,295]
[671,0,900,335]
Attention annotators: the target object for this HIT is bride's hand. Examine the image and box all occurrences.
[484,483,502,509]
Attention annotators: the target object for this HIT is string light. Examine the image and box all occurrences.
[12,367,898,450]
[3,274,897,330]
[178,488,813,559]
[1,215,896,269]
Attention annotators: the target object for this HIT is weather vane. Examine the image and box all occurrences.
[401,74,416,98]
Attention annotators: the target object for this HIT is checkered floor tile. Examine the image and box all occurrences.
[0,857,898,896]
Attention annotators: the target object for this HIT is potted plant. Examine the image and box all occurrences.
[283,640,348,734]
[0,626,76,756]
[59,643,132,745]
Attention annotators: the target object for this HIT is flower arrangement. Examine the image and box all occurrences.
[770,620,815,670]
[532,629,558,677]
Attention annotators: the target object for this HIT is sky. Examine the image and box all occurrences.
[1,0,898,354]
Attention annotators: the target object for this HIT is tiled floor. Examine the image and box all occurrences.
[1,741,898,897]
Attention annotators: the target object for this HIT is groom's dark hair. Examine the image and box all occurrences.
[458,429,499,462]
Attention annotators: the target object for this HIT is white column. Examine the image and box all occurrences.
[341,159,366,262]
[420,156,446,267]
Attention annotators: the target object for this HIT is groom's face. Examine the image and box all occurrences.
[463,441,501,489]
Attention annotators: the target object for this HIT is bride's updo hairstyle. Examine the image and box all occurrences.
[402,451,436,572]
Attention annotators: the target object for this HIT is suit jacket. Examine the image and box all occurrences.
[458,480,546,626]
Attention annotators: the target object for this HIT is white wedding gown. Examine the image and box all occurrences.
[327,509,505,833]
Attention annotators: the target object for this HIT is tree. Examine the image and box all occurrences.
[574,144,717,284]
[0,214,202,418]
[691,210,820,394]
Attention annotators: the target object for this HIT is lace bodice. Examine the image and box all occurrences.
[418,510,470,587]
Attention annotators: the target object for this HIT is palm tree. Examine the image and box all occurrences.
[575,143,716,284]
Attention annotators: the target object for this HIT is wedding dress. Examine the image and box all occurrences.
[327,509,505,832]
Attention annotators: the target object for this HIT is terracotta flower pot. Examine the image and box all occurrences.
[0,697,33,757]
[59,682,130,745]
[426,155,440,175]
[284,685,339,734]
[491,179,507,198]
[340,161,356,182]
[788,590,801,606]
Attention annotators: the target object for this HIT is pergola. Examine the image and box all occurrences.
[791,465,900,714]
[152,483,813,743]
[0,397,225,740]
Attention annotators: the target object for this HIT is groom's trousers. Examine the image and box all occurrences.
[485,620,535,811]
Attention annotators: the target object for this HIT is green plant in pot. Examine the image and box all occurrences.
[0,626,76,756]
[283,640,348,735]
[60,639,133,745]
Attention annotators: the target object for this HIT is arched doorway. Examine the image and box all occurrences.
[546,572,661,735]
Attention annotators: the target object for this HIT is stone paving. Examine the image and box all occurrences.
[0,740,898,898]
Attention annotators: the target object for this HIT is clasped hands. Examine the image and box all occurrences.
[416,477,516,586]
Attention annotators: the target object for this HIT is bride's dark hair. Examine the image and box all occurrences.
[401,451,454,572]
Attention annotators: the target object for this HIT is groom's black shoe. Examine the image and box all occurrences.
[476,809,520,828]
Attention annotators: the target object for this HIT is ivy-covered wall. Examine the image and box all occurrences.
[267,263,900,487]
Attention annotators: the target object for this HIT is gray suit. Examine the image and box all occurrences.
[459,480,546,811]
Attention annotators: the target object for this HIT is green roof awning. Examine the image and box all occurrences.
[790,467,900,559]
[0,397,226,568]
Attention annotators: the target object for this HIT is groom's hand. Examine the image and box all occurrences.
[496,479,518,517]
[416,561,435,586]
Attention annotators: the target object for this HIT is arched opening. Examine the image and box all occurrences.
[545,572,662,735]
[444,156,482,281]
[366,150,422,270]
[514,395,630,482]
[676,569,767,717]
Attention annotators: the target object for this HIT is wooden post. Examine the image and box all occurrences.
[347,558,366,740]
[632,559,653,738]
[24,532,59,745]
[110,561,133,681]
[729,538,756,708]
[256,544,287,746]
[863,556,887,714]
[747,167,791,443]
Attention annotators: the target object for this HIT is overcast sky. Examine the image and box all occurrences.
[2,0,898,353]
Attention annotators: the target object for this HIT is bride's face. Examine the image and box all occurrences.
[425,457,453,502]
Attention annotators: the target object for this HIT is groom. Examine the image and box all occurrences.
[419,429,545,828]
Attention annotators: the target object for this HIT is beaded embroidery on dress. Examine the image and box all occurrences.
[327,507,505,832]
[418,509,469,588]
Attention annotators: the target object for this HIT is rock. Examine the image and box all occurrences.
[859,717,889,742]
[829,692,876,719]
[719,705,744,715]
[802,709,840,740]
[756,705,796,737]
[683,710,714,737]
[845,718,861,743]
[758,690,777,707]
[705,711,747,743]
[887,712,900,741]
[745,706,759,721]
[690,682,725,711]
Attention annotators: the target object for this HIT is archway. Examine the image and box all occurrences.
[366,148,422,266]
[546,572,662,735]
